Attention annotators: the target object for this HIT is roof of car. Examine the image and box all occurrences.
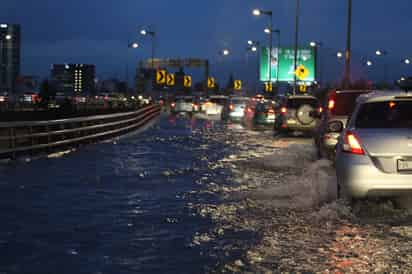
[357,90,412,103]
[287,95,317,100]
[334,89,372,94]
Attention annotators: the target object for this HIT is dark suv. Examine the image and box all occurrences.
[313,89,371,160]
[274,95,320,135]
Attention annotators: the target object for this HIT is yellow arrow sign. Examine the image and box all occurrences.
[295,65,309,80]
[166,73,175,86]
[184,75,192,88]
[234,80,242,90]
[264,82,272,92]
[208,77,215,88]
[156,70,166,84]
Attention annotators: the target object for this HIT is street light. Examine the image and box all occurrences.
[140,27,156,71]
[337,52,343,59]
[253,8,273,84]
[5,34,11,40]
[126,41,140,91]
[252,9,261,16]
[247,40,254,46]
[129,42,139,49]
[222,49,230,56]
[366,60,373,66]
[251,46,257,52]
[402,58,411,65]
[375,49,388,81]
[309,41,323,85]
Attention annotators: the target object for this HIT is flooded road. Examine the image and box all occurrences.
[0,115,239,274]
[1,114,412,273]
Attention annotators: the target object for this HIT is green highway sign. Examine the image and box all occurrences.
[260,47,316,83]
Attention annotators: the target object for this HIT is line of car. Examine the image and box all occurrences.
[167,90,412,203]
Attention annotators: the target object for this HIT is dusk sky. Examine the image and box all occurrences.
[2,0,411,84]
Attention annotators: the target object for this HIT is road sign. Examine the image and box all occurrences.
[166,73,175,86]
[156,70,166,84]
[299,84,307,93]
[184,75,192,88]
[295,65,309,80]
[234,80,242,90]
[260,47,316,82]
[264,82,273,92]
[208,77,215,88]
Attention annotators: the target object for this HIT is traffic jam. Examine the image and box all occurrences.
[164,89,412,272]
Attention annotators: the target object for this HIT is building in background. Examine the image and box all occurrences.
[51,64,95,95]
[0,23,21,94]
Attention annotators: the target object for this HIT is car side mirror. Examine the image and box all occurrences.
[328,121,344,133]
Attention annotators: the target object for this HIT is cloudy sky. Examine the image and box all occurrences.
[2,0,411,84]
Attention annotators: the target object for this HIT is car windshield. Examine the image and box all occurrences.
[287,98,319,108]
[330,92,367,116]
[355,101,412,128]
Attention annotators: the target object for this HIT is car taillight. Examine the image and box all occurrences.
[328,99,335,110]
[229,104,234,110]
[281,107,287,114]
[192,103,197,108]
[171,103,176,108]
[343,131,364,155]
[319,107,323,113]
[247,108,253,113]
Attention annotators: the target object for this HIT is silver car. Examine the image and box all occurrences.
[335,91,412,200]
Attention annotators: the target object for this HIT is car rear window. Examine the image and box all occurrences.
[231,98,248,104]
[256,102,274,112]
[355,101,412,128]
[286,98,318,108]
[210,98,227,104]
[330,92,366,116]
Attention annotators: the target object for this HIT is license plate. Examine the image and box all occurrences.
[287,119,297,124]
[397,159,412,171]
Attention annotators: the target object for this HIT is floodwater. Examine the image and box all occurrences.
[0,115,241,274]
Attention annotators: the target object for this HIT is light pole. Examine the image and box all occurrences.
[0,34,12,93]
[126,41,139,92]
[253,9,273,84]
[310,41,323,86]
[375,49,388,82]
[140,28,156,71]
[293,0,301,94]
[344,0,352,88]
[247,40,261,92]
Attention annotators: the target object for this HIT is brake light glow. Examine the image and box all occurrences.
[343,131,364,155]
[192,103,198,108]
[171,103,176,108]
[281,107,287,114]
[389,101,396,108]
[229,104,234,110]
[319,107,323,113]
[328,99,335,110]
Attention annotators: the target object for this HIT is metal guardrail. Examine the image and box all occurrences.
[0,104,161,159]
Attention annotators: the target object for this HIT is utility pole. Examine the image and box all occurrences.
[293,0,300,95]
[344,0,352,88]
